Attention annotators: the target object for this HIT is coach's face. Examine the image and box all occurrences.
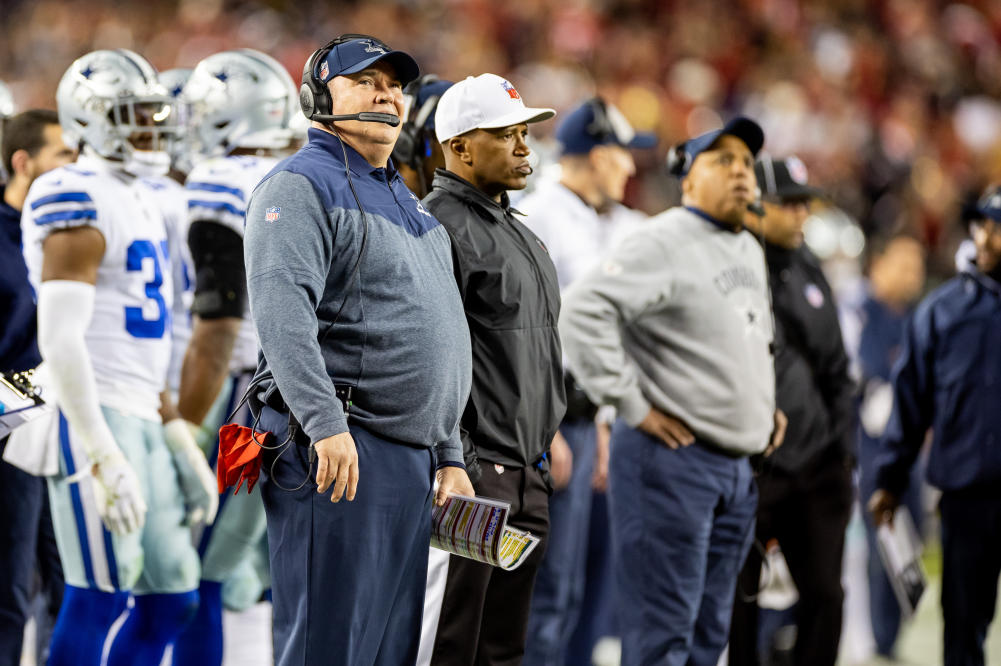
[449,123,532,201]
[973,218,1001,275]
[683,134,756,228]
[592,144,635,205]
[327,60,405,148]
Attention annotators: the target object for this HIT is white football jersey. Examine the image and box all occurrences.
[140,176,193,395]
[185,154,278,372]
[21,155,174,420]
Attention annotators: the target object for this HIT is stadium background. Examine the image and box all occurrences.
[3,0,1001,281]
[3,1,1001,664]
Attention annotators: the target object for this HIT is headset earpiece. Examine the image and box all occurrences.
[392,74,443,169]
[586,98,614,143]
[666,143,691,177]
[299,34,392,122]
[299,39,337,121]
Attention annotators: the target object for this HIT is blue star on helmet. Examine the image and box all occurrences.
[170,85,183,97]
[214,70,228,83]
[81,65,95,79]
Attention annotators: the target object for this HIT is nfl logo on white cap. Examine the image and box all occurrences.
[433,73,556,144]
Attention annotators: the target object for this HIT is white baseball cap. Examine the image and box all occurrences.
[434,73,556,143]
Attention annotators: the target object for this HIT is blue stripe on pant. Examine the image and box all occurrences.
[608,421,757,666]
[258,406,435,666]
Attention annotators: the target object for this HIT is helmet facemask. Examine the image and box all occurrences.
[109,95,179,177]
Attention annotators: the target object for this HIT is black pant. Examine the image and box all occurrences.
[431,461,550,666]
[0,437,63,665]
[729,450,852,666]
[940,490,1001,666]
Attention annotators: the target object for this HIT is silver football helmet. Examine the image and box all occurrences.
[56,49,178,177]
[182,49,298,158]
[159,68,197,173]
[0,80,15,117]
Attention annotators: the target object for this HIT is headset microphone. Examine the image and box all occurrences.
[312,112,401,127]
[747,185,765,217]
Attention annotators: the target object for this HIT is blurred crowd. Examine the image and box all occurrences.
[2,0,1001,281]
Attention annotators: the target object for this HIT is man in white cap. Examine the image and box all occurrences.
[422,73,566,666]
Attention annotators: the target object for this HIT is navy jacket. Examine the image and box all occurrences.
[874,269,1001,494]
[855,294,910,449]
[245,130,471,466]
[0,186,41,372]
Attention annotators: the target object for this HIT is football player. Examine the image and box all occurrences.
[170,48,299,666]
[155,67,197,396]
[20,49,215,665]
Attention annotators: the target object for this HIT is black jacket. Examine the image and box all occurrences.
[423,170,566,479]
[765,242,855,473]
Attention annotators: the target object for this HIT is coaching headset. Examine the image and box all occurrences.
[585,97,625,146]
[299,33,401,127]
[391,74,443,168]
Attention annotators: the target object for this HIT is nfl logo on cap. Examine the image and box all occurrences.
[319,60,329,81]
[501,80,521,100]
[265,206,281,223]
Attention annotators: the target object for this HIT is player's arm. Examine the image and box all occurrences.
[160,388,218,525]
[559,229,690,446]
[177,220,245,425]
[38,226,146,535]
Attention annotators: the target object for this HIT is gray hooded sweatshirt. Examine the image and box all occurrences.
[559,206,775,456]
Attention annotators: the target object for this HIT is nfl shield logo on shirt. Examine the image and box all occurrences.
[265,206,281,223]
[804,283,825,308]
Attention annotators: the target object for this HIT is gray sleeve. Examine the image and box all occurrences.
[245,171,348,441]
[433,422,464,468]
[558,230,669,426]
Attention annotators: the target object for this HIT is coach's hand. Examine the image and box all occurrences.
[314,433,359,502]
[592,422,610,491]
[639,408,695,449]
[435,466,475,506]
[763,409,787,457]
[549,431,573,490]
[868,489,899,528]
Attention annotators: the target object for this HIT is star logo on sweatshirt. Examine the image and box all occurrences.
[733,295,767,340]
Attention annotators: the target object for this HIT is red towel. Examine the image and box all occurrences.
[217,423,272,495]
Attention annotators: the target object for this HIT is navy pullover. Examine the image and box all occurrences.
[874,268,1001,494]
[0,186,41,372]
[244,129,471,466]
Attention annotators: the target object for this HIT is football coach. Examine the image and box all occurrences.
[560,117,785,666]
[243,34,474,666]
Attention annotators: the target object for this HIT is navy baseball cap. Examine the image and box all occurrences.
[413,79,453,130]
[675,116,764,176]
[318,37,420,87]
[976,185,1001,222]
[556,98,657,155]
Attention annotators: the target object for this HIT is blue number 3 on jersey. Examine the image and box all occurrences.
[125,239,170,339]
